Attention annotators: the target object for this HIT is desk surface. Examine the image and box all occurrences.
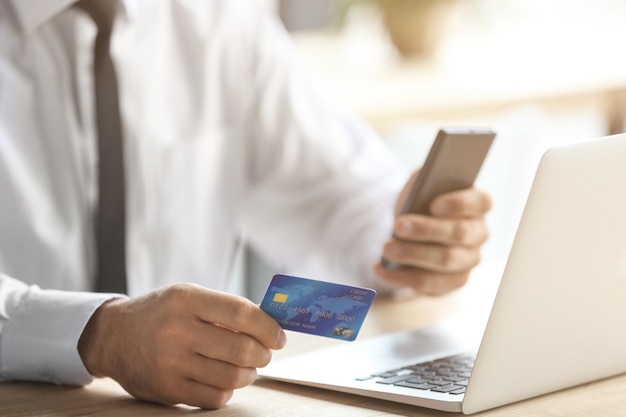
[3,264,626,416]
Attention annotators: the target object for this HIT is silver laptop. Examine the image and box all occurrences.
[259,133,626,414]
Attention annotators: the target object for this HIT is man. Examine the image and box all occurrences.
[0,0,491,410]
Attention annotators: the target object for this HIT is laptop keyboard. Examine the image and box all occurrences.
[356,353,475,395]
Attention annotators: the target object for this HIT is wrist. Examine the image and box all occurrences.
[78,297,125,377]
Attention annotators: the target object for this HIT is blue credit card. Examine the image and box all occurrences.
[260,274,377,341]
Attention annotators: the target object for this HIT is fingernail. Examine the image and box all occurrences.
[276,329,287,349]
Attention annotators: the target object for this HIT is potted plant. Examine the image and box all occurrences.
[341,0,458,58]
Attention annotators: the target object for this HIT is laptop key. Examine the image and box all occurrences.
[455,379,469,386]
[436,370,456,376]
[373,371,398,378]
[375,375,415,385]
[426,378,450,386]
[394,382,438,390]
[405,377,429,384]
[431,384,464,393]
[443,376,466,382]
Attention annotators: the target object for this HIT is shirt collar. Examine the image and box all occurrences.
[9,0,135,33]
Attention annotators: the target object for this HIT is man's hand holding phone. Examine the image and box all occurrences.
[374,128,495,296]
[374,177,492,295]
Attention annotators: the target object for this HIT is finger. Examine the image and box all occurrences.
[157,376,235,410]
[394,215,489,246]
[180,353,258,391]
[190,321,272,368]
[430,188,492,218]
[373,263,470,296]
[383,240,481,273]
[181,379,234,410]
[183,285,286,350]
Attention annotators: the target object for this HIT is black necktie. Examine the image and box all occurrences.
[76,0,127,294]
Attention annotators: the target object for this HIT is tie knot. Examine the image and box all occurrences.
[75,0,117,33]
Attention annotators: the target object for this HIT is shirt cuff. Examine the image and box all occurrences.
[1,287,122,385]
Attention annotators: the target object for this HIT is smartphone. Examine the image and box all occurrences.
[382,127,496,269]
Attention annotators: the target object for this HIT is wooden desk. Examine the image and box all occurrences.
[3,263,626,416]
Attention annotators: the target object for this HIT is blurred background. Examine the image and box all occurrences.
[241,0,626,300]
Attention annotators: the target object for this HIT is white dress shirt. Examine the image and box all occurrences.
[0,0,407,386]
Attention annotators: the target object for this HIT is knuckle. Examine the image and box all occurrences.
[227,367,257,389]
[233,337,258,366]
[440,247,460,270]
[452,221,470,243]
[162,283,193,308]
[230,299,255,328]
[167,282,190,295]
[219,366,252,390]
[257,349,272,368]
[412,216,431,237]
